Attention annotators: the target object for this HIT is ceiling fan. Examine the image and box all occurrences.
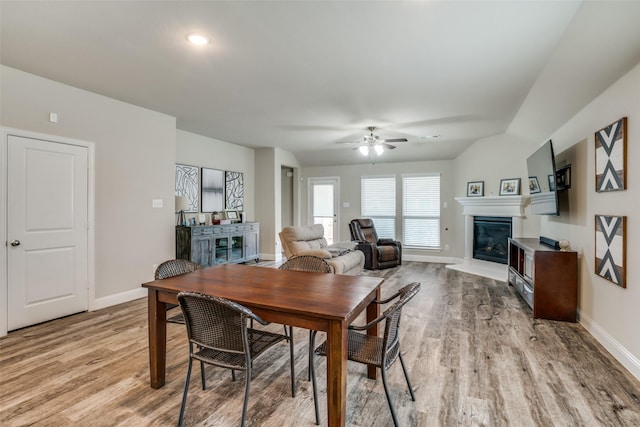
[336,126,408,163]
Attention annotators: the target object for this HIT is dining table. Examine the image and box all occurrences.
[141,263,384,427]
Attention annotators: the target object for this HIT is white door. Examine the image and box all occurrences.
[7,135,89,330]
[308,177,339,245]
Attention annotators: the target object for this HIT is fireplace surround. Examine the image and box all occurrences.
[449,195,530,280]
[473,216,512,264]
[455,195,529,261]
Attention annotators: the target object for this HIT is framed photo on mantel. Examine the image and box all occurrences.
[467,181,484,197]
[499,178,521,196]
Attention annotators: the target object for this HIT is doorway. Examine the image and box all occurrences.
[308,177,339,245]
[281,166,294,229]
[2,129,94,333]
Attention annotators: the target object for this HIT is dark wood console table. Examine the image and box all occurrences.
[508,237,578,322]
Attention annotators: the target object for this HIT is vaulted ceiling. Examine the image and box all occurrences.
[2,1,639,166]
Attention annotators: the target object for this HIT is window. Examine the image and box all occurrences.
[360,176,396,239]
[402,174,440,248]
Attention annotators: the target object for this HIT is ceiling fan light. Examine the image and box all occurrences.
[359,146,369,156]
[374,145,384,155]
[186,33,211,45]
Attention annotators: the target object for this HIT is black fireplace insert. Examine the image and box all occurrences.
[473,216,512,264]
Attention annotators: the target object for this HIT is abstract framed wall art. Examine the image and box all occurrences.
[175,164,199,212]
[595,117,627,192]
[595,214,626,288]
[225,171,244,211]
[201,168,225,212]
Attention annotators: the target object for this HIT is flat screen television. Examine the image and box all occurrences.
[526,140,559,215]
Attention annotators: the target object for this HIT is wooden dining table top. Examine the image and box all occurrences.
[142,263,384,323]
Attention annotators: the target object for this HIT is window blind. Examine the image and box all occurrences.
[402,174,440,248]
[361,176,396,239]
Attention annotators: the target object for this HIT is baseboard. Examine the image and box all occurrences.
[403,254,457,264]
[259,252,277,261]
[579,311,640,381]
[93,287,147,311]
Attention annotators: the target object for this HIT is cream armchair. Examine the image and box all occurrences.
[279,224,365,275]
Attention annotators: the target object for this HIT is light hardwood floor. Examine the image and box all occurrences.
[1,262,639,426]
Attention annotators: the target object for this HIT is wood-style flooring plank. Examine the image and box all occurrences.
[1,262,639,426]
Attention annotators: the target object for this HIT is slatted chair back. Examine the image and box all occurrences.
[176,291,295,426]
[279,255,332,273]
[309,281,421,427]
[380,282,421,369]
[154,259,201,280]
[178,291,257,360]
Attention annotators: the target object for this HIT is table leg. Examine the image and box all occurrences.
[325,319,347,427]
[148,289,167,389]
[366,286,381,379]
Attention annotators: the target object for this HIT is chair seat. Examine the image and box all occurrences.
[310,283,420,427]
[315,330,401,369]
[193,328,289,370]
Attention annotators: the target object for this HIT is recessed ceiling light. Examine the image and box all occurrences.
[186,33,210,46]
[420,135,440,139]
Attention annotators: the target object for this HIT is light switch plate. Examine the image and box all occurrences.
[152,199,163,208]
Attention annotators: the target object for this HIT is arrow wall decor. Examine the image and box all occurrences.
[595,214,626,288]
[595,117,627,192]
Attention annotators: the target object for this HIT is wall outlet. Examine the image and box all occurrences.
[444,244,450,251]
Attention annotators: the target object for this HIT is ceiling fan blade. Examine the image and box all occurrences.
[336,141,361,144]
[382,143,397,150]
[379,138,408,143]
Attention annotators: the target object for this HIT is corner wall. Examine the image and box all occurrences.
[452,133,542,259]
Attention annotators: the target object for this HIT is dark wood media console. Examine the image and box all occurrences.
[508,237,578,322]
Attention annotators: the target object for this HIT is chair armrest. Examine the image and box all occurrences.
[348,313,387,331]
[374,289,402,305]
[377,238,400,247]
[296,249,332,259]
[355,242,378,269]
[330,241,357,250]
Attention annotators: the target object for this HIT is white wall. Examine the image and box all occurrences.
[254,147,301,259]
[1,66,176,306]
[176,129,255,223]
[542,62,640,378]
[254,148,277,258]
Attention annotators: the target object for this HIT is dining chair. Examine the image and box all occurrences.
[177,291,296,427]
[154,259,201,324]
[279,255,333,381]
[279,255,333,273]
[309,282,421,426]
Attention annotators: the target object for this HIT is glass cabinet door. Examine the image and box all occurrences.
[230,234,244,262]
[214,235,229,265]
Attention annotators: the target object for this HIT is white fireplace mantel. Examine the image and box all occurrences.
[455,195,531,262]
[454,195,530,217]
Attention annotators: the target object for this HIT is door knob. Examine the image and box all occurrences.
[10,240,20,247]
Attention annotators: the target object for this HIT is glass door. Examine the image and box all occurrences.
[214,235,229,265]
[230,233,244,262]
[308,177,339,245]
